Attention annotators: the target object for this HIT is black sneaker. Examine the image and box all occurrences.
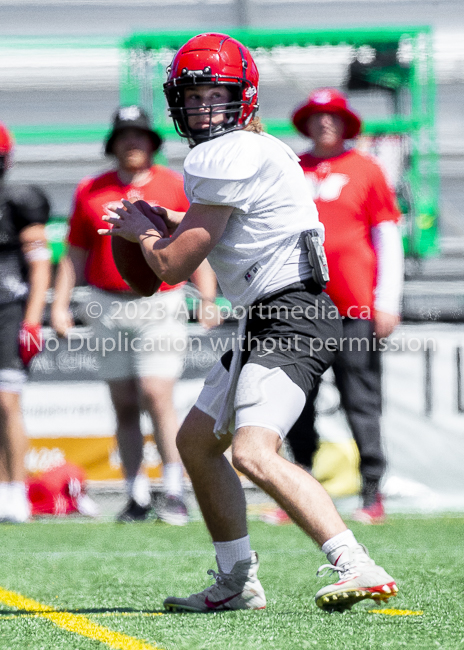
[155,494,188,526]
[116,498,152,523]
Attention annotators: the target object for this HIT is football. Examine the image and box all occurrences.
[111,200,167,297]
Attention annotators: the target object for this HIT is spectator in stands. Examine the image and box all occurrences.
[51,106,218,525]
[285,89,404,523]
[0,122,51,523]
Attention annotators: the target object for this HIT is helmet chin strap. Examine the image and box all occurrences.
[186,105,242,144]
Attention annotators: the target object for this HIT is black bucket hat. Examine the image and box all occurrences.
[104,105,163,155]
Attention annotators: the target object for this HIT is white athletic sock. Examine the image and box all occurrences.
[162,463,183,498]
[0,483,8,516]
[321,529,358,562]
[213,535,252,574]
[126,474,151,507]
[9,482,30,522]
[11,481,27,499]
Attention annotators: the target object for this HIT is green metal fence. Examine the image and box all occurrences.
[6,28,440,259]
[120,27,440,258]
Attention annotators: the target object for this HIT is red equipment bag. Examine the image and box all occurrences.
[27,462,98,517]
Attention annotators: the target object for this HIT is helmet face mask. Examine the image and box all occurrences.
[0,156,7,180]
[164,33,259,145]
[175,83,243,143]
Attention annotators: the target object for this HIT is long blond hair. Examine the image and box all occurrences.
[244,117,264,134]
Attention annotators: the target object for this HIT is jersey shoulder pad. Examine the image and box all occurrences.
[260,132,300,164]
[7,184,50,221]
[184,131,261,181]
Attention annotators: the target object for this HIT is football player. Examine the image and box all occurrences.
[0,123,51,523]
[100,33,398,612]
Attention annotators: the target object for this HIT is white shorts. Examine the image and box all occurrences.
[195,357,306,439]
[81,287,188,381]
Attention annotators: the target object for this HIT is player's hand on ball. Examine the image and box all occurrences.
[149,205,184,235]
[132,200,171,237]
[98,199,168,242]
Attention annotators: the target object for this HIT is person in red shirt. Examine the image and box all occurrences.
[52,106,218,524]
[285,89,404,524]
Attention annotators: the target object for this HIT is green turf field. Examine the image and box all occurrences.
[0,515,462,650]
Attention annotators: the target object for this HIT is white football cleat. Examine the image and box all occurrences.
[164,551,266,612]
[315,543,398,612]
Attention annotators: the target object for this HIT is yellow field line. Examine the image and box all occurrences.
[369,608,423,616]
[0,586,162,649]
[0,612,162,621]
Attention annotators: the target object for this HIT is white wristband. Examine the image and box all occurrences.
[24,246,51,262]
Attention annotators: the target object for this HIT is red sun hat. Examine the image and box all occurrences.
[292,88,362,139]
[0,122,14,155]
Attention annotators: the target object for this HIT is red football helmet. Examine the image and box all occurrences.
[0,122,13,156]
[0,122,14,178]
[164,33,259,144]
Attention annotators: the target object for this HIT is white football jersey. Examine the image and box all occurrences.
[184,130,322,307]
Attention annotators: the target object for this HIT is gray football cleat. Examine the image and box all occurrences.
[164,551,266,612]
